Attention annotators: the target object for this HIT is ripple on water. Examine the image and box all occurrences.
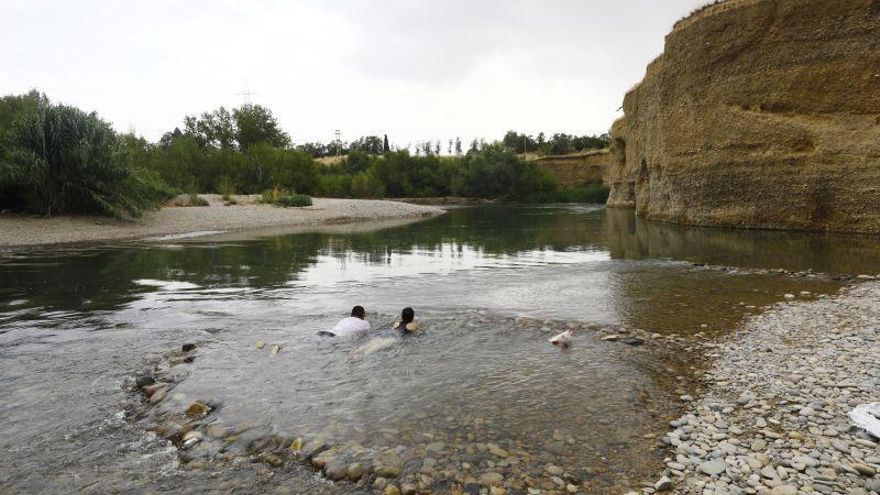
[141,314,687,493]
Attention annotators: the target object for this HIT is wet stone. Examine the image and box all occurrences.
[541,441,567,455]
[323,458,349,480]
[185,401,210,418]
[479,472,504,486]
[374,454,403,478]
[136,374,155,388]
[347,462,365,480]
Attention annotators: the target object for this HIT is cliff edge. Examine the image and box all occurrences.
[607,0,880,233]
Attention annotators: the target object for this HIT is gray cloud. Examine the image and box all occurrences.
[0,0,708,144]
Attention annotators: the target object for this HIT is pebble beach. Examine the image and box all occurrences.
[643,281,880,495]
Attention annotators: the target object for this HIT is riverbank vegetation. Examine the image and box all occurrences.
[0,91,609,217]
[0,91,173,217]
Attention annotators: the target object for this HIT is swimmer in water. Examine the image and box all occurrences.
[318,305,370,337]
[392,307,420,334]
[350,307,421,356]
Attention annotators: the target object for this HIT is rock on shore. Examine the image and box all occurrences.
[645,282,880,494]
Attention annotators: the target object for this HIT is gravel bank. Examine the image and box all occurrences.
[0,196,445,247]
[643,281,880,495]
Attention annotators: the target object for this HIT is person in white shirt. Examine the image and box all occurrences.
[320,306,371,337]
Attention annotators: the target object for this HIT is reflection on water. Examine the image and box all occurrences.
[604,208,880,275]
[1,205,878,494]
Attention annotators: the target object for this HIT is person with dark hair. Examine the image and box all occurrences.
[350,307,422,355]
[392,307,420,333]
[319,305,371,337]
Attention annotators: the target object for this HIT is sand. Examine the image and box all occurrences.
[0,195,445,248]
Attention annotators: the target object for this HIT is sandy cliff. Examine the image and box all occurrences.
[607,0,880,232]
[532,150,610,187]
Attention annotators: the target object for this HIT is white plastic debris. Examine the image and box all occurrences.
[849,403,880,439]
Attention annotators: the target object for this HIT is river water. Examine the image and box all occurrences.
[2,206,879,494]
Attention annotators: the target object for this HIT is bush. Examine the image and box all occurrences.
[5,101,173,217]
[174,193,209,207]
[217,175,236,197]
[274,194,312,207]
[317,174,352,197]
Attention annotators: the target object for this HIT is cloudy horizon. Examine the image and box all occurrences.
[1,0,707,147]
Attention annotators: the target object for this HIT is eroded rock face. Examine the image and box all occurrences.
[532,150,610,187]
[608,0,880,233]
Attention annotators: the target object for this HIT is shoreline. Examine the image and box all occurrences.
[641,281,880,494]
[0,195,446,248]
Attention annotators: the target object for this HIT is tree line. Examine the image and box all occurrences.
[0,90,609,217]
[293,132,609,159]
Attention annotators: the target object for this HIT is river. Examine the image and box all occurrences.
[2,205,879,494]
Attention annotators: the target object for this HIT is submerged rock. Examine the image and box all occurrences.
[135,374,155,388]
[478,472,504,486]
[183,430,204,448]
[347,462,365,480]
[185,401,211,418]
[181,343,196,352]
[323,458,349,480]
[619,337,645,346]
[288,437,303,451]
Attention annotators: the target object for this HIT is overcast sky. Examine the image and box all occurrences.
[0,0,707,147]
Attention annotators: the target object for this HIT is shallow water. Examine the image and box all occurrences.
[2,205,879,494]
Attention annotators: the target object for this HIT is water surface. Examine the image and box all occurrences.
[2,206,878,494]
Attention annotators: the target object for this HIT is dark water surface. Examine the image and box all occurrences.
[2,206,878,494]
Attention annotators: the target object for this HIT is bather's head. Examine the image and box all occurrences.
[351,305,366,319]
[400,307,415,324]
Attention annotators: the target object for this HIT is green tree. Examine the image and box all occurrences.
[233,103,290,151]
[247,144,318,194]
[183,107,236,149]
[296,142,328,158]
[0,90,49,208]
[349,135,384,154]
[457,143,555,199]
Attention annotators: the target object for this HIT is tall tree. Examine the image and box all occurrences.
[184,107,237,150]
[233,103,290,151]
[383,134,390,153]
[349,135,384,154]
